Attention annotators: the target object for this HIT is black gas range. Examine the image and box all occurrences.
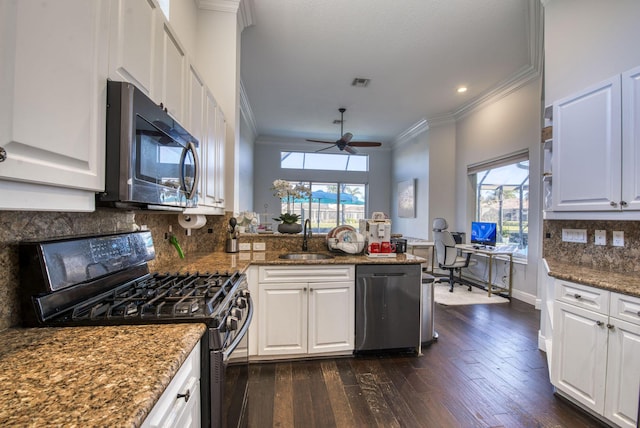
[19,231,252,428]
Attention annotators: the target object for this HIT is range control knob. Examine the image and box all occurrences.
[226,316,239,331]
[240,289,251,298]
[236,297,247,309]
[230,308,242,318]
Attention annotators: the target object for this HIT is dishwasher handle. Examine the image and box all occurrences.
[371,272,407,277]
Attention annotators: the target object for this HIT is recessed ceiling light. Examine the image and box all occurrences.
[457,86,468,93]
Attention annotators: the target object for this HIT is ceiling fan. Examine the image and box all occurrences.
[306,108,382,154]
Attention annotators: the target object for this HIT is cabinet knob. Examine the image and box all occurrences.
[177,388,191,403]
[574,294,582,299]
[620,201,628,207]
[607,323,614,330]
[596,320,604,326]
[610,201,618,207]
[309,288,314,292]
[0,147,5,162]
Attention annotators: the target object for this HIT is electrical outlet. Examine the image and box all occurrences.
[253,242,266,251]
[613,231,624,247]
[239,243,251,251]
[594,230,606,246]
[562,228,587,243]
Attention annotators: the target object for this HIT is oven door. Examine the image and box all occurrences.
[211,295,253,428]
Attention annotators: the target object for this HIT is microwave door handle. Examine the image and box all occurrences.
[180,141,199,200]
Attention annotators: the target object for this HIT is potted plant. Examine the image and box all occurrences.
[271,180,310,233]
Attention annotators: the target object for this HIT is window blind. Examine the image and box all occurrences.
[466,149,529,175]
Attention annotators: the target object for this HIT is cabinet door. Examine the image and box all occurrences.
[214,106,226,208]
[159,23,186,123]
[108,0,162,97]
[0,0,108,196]
[604,318,640,428]
[258,283,307,356]
[552,76,622,211]
[622,65,640,211]
[308,281,354,354]
[186,64,205,205]
[199,91,218,207]
[551,301,608,413]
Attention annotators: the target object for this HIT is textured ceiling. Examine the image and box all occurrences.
[240,0,537,148]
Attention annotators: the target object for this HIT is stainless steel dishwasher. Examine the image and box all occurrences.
[355,264,421,352]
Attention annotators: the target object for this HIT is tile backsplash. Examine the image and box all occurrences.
[543,220,640,272]
[0,210,231,330]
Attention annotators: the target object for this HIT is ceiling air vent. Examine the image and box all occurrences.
[351,77,370,88]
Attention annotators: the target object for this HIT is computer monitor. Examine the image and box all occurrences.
[471,221,497,247]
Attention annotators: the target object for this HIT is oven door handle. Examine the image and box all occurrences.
[222,295,253,360]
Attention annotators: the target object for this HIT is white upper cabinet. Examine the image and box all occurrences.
[551,65,640,216]
[108,0,162,98]
[158,23,187,124]
[622,65,640,210]
[0,0,109,211]
[552,76,622,211]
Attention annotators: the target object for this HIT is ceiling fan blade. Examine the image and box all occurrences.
[344,145,358,154]
[315,144,337,153]
[341,132,353,144]
[348,141,383,147]
[306,139,336,144]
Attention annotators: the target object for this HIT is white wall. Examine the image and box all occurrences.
[454,77,543,302]
[544,0,640,104]
[252,138,392,221]
[391,121,457,240]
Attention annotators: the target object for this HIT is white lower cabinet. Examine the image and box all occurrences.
[253,265,355,358]
[551,281,640,428]
[142,341,201,428]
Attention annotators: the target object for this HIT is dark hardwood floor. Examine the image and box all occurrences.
[247,299,608,428]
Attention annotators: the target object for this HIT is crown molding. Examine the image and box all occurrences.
[197,0,241,14]
[239,79,258,137]
[238,0,255,31]
[452,0,543,120]
[392,119,429,148]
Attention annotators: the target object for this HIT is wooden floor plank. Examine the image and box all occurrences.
[247,299,609,428]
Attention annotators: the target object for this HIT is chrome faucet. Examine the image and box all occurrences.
[302,218,312,251]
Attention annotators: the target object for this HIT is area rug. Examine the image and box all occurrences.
[433,281,509,306]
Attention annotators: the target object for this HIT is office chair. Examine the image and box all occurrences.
[432,218,471,292]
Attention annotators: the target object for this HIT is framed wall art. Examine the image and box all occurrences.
[397,179,415,218]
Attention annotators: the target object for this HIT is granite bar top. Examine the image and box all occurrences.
[0,323,206,427]
[152,250,426,274]
[545,258,640,298]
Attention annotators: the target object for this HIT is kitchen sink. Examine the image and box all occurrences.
[278,252,335,260]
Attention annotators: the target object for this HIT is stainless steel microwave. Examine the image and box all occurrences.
[97,81,199,211]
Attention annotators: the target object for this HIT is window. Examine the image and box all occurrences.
[158,0,170,20]
[279,181,366,233]
[280,151,368,172]
[468,151,529,259]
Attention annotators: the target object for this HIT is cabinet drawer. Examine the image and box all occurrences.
[259,265,354,283]
[142,341,201,427]
[555,280,610,314]
[610,292,640,326]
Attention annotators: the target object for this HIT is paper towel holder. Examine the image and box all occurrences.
[178,214,207,233]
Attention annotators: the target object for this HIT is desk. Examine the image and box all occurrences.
[455,244,514,298]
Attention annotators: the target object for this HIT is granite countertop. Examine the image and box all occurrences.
[152,250,426,274]
[0,250,422,426]
[545,258,640,297]
[0,323,206,427]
